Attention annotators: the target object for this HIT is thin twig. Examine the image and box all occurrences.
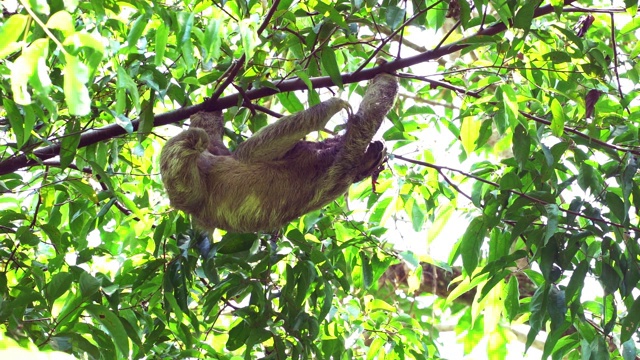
[393,154,640,232]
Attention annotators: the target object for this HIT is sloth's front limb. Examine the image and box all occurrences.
[234,98,351,162]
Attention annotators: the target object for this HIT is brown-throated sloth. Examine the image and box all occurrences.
[160,73,398,233]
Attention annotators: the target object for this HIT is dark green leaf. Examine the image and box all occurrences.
[127,13,151,48]
[499,172,522,190]
[504,276,520,321]
[622,338,637,360]
[85,304,130,357]
[526,285,549,350]
[79,271,101,298]
[547,287,566,329]
[605,191,626,223]
[410,199,425,232]
[600,262,620,295]
[386,5,406,30]
[542,51,572,63]
[460,216,487,275]
[565,260,588,303]
[321,47,343,88]
[16,226,40,246]
[360,253,373,289]
[513,0,540,31]
[543,204,559,245]
[46,272,74,305]
[512,124,530,170]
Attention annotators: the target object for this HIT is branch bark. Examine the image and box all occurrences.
[379,262,537,306]
[0,0,575,176]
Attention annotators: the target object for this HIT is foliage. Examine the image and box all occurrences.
[0,0,640,359]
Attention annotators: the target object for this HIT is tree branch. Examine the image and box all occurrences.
[0,0,576,176]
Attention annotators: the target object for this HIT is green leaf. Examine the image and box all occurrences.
[10,38,49,105]
[549,0,564,16]
[547,287,566,329]
[600,263,620,295]
[46,272,74,304]
[226,320,250,351]
[577,163,601,195]
[427,203,454,244]
[116,65,140,118]
[63,55,91,116]
[526,285,549,350]
[22,105,36,148]
[605,191,626,222]
[321,47,343,88]
[460,216,487,275]
[622,338,637,360]
[29,0,50,15]
[63,33,105,79]
[4,98,24,147]
[386,5,406,30]
[204,18,222,62]
[137,96,155,142]
[540,239,558,281]
[499,172,522,190]
[543,204,559,245]
[116,192,144,219]
[542,51,572,63]
[239,19,256,61]
[154,23,169,66]
[319,280,333,321]
[512,124,530,170]
[621,17,640,34]
[504,276,520,321]
[67,179,99,203]
[126,12,151,48]
[360,253,373,289]
[276,92,304,113]
[565,260,587,303]
[499,85,518,128]
[409,198,425,232]
[368,299,396,312]
[550,98,565,137]
[85,304,130,357]
[0,15,28,59]
[312,3,347,28]
[513,0,540,31]
[79,271,100,298]
[367,337,385,360]
[16,226,40,246]
[60,119,81,169]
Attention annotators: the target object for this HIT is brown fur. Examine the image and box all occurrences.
[160,73,398,232]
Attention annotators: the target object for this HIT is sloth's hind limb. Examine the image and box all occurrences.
[324,73,398,189]
[234,98,351,162]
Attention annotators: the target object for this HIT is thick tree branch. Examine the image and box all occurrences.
[0,0,575,176]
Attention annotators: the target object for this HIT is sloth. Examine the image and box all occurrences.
[160,73,398,233]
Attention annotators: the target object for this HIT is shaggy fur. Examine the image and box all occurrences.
[160,73,398,232]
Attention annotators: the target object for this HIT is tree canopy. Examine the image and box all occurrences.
[1,0,640,359]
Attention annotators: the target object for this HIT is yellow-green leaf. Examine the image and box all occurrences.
[0,15,28,59]
[550,98,565,137]
[460,116,481,155]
